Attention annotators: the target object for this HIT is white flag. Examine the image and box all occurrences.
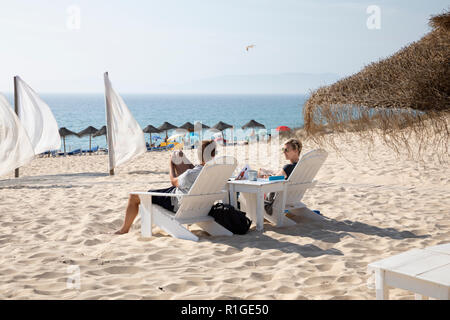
[0,93,35,177]
[104,73,146,169]
[16,76,61,154]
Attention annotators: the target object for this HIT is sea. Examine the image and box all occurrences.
[5,94,308,151]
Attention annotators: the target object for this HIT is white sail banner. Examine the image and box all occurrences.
[16,76,61,154]
[104,73,146,169]
[0,93,35,177]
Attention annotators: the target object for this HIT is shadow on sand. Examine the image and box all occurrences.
[0,172,110,190]
[265,208,430,243]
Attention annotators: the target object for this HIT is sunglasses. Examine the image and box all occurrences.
[281,147,291,153]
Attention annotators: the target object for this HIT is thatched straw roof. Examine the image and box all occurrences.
[77,126,99,137]
[242,119,265,129]
[93,125,106,137]
[157,122,177,131]
[212,121,232,131]
[179,122,194,131]
[303,10,449,160]
[59,127,79,137]
[143,124,160,133]
[194,121,210,129]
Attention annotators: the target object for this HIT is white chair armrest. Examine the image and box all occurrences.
[131,191,180,197]
[130,191,227,198]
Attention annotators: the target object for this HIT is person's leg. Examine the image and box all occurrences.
[115,187,177,235]
[150,186,176,212]
[115,194,141,234]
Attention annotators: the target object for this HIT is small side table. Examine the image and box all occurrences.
[227,178,286,231]
[368,243,450,300]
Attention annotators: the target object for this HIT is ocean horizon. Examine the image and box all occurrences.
[4,93,308,151]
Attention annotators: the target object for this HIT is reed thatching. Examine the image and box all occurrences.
[303,10,450,161]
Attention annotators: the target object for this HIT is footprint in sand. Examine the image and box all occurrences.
[304,276,335,286]
[337,275,363,285]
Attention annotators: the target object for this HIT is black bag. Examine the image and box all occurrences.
[208,203,252,235]
[264,192,276,216]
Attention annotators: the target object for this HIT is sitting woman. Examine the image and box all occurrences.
[115,140,216,234]
[258,138,302,179]
[258,138,302,215]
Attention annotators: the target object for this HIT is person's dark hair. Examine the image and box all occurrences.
[198,140,216,163]
[284,138,302,155]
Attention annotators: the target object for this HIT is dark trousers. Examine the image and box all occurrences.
[148,186,176,212]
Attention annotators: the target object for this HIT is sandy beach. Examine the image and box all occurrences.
[0,132,448,300]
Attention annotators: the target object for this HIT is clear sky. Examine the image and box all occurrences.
[0,0,447,93]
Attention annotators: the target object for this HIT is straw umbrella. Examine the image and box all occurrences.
[242,119,265,130]
[242,119,265,141]
[303,11,450,159]
[143,124,161,147]
[212,121,233,141]
[157,122,178,141]
[194,121,210,129]
[93,125,107,146]
[77,126,98,154]
[179,122,194,132]
[58,127,79,154]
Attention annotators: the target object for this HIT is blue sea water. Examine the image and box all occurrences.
[5,94,307,151]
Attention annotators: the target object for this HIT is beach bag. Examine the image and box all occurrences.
[208,203,252,235]
[264,192,276,216]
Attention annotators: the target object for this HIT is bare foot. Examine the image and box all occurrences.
[114,229,128,235]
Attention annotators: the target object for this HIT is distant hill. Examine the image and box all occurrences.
[158,73,341,94]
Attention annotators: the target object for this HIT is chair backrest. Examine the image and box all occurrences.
[281,149,328,206]
[174,156,238,220]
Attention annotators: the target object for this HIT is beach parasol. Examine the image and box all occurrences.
[179,121,194,132]
[276,125,291,132]
[211,121,233,142]
[303,11,450,160]
[58,127,79,154]
[143,124,161,146]
[194,121,210,129]
[242,120,265,141]
[77,126,98,153]
[93,125,108,149]
[157,122,178,141]
[242,119,265,130]
[93,125,106,137]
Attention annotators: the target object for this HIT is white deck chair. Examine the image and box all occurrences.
[241,149,328,228]
[131,156,238,241]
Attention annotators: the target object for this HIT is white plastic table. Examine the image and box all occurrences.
[368,243,450,300]
[227,178,286,231]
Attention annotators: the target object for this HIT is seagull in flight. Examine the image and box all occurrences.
[245,44,255,51]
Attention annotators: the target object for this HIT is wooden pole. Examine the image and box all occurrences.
[14,76,19,178]
[104,72,114,175]
[63,137,66,154]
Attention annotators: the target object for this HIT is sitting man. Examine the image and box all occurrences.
[115,140,217,234]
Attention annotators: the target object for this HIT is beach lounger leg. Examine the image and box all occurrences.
[139,196,153,238]
[152,210,199,242]
[374,269,389,300]
[196,221,233,237]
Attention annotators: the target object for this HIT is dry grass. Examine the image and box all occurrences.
[303,11,450,162]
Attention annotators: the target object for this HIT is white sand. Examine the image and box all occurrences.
[0,134,448,299]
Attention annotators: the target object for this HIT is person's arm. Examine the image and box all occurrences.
[169,158,179,187]
[276,169,288,179]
